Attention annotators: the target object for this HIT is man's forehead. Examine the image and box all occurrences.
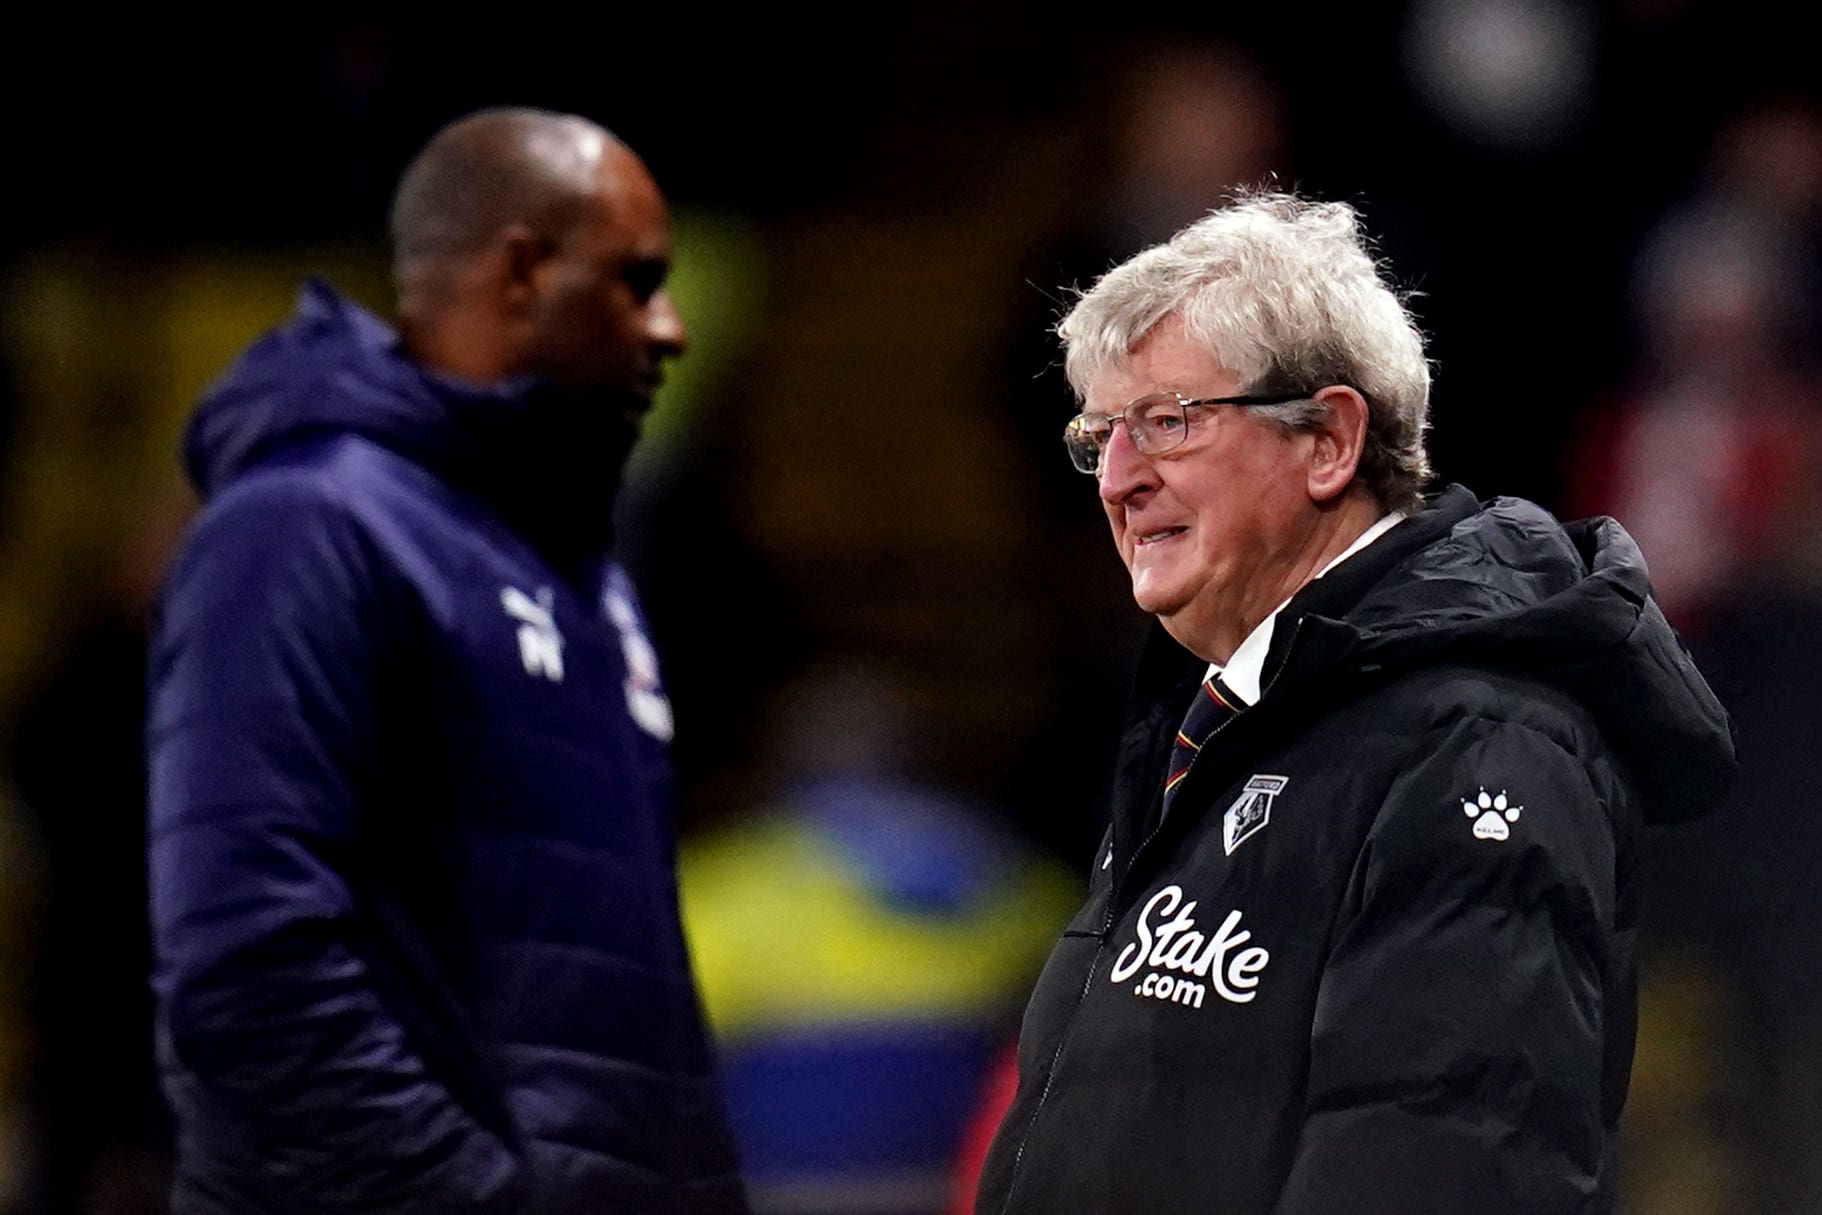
[1081,361,1144,414]
[575,156,671,251]
[1084,325,1238,411]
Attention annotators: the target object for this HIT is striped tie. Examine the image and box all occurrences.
[1161,674,1243,820]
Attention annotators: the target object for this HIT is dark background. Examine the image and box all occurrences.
[1,7,1817,1212]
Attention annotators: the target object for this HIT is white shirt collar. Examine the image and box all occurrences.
[1210,511,1407,705]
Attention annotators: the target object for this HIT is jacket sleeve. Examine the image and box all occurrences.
[147,478,530,1214]
[1274,711,1620,1215]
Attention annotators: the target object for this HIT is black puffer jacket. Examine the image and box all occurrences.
[977,486,1735,1215]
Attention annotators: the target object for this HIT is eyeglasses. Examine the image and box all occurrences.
[1063,391,1313,474]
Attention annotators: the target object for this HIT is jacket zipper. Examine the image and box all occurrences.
[996,620,1307,1211]
[996,940,1109,1214]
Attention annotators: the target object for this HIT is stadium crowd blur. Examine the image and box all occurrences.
[0,8,1817,1214]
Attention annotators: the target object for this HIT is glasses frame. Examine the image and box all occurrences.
[1063,390,1315,474]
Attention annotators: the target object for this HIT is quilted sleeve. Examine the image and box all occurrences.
[1274,711,1620,1215]
[148,476,530,1214]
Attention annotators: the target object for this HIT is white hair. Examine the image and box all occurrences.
[1059,190,1433,512]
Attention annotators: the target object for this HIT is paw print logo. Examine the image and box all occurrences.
[1462,788,1522,841]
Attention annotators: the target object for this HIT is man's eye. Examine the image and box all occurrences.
[624,260,668,302]
[1148,412,1185,435]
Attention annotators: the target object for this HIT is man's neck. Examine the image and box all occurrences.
[1206,491,1387,663]
[1214,506,1407,703]
[1281,492,1391,606]
[396,287,518,385]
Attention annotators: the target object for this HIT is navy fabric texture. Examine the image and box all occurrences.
[148,283,746,1214]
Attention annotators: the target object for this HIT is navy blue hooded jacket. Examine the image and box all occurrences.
[148,282,747,1214]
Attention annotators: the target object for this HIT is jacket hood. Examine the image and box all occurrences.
[183,281,640,571]
[1136,486,1736,825]
[184,280,536,500]
[1343,489,1735,822]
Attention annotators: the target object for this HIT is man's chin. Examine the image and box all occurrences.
[1128,572,1191,619]
[1132,581,1225,660]
[508,385,644,484]
[621,392,657,428]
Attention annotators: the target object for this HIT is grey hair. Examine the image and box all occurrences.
[389,107,614,295]
[1059,190,1433,513]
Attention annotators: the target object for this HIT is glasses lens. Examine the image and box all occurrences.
[1128,394,1189,454]
[1063,414,1106,473]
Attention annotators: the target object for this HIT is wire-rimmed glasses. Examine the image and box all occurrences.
[1063,391,1313,474]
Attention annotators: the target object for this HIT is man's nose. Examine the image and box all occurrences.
[1098,421,1155,505]
[649,290,687,357]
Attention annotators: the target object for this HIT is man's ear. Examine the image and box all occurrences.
[1306,385,1369,503]
[496,223,549,316]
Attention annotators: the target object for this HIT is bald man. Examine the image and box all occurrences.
[148,109,747,1213]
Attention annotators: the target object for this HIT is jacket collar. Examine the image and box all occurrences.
[1127,485,1480,713]
[1106,486,1480,890]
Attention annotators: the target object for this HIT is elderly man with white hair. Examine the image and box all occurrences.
[975,191,1735,1215]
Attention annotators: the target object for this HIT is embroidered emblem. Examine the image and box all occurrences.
[1462,787,1523,841]
[1223,775,1286,856]
[602,578,674,742]
[501,586,564,682]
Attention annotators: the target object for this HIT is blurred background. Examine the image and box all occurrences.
[1,5,1818,1213]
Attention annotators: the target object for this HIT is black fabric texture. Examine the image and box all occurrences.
[977,485,1735,1215]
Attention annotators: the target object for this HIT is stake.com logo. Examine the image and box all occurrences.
[1108,885,1270,1009]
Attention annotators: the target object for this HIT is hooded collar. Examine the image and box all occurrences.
[1213,510,1409,704]
[184,280,640,575]
[1125,485,1734,826]
[184,280,535,497]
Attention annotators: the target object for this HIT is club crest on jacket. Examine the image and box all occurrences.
[603,579,674,742]
[1224,774,1286,855]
